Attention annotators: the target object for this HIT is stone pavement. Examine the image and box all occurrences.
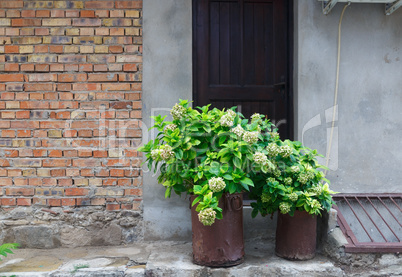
[0,236,401,277]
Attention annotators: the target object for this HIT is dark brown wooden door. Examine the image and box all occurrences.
[193,0,293,139]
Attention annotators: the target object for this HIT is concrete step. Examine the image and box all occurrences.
[0,238,400,276]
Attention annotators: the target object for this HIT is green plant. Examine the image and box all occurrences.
[0,243,19,262]
[139,100,274,225]
[71,263,89,274]
[249,130,336,218]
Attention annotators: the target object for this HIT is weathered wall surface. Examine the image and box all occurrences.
[142,0,193,240]
[296,2,402,193]
[0,0,143,247]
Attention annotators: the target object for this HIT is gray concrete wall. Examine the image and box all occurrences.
[296,2,402,193]
[142,0,193,240]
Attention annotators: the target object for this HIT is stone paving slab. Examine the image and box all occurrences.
[0,239,400,276]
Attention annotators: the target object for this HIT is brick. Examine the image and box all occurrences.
[0,74,24,82]
[12,37,42,45]
[103,18,132,27]
[36,187,64,196]
[103,36,132,44]
[42,159,71,167]
[72,159,101,167]
[48,199,62,207]
[106,203,120,211]
[50,169,65,177]
[126,11,140,18]
[111,169,125,177]
[80,46,94,54]
[81,10,95,17]
[20,46,34,54]
[4,45,18,54]
[36,10,50,17]
[43,36,72,44]
[0,19,11,26]
[0,1,23,8]
[80,28,94,36]
[87,73,117,82]
[109,46,123,53]
[65,188,88,196]
[50,46,63,53]
[34,45,48,53]
[73,36,102,44]
[58,55,86,63]
[35,28,50,36]
[116,55,142,63]
[28,55,57,63]
[58,73,87,83]
[20,28,34,36]
[61,198,76,206]
[73,18,101,26]
[48,130,62,138]
[86,1,114,8]
[94,45,108,53]
[88,55,115,63]
[66,10,80,17]
[54,1,84,9]
[102,83,130,91]
[1,198,16,206]
[5,64,19,72]
[6,188,34,196]
[74,179,88,186]
[17,198,32,206]
[42,19,71,27]
[6,10,21,18]
[24,1,54,8]
[116,1,141,9]
[17,130,31,137]
[51,10,65,17]
[5,55,27,63]
[6,28,19,36]
[64,64,78,71]
[95,188,124,196]
[29,74,57,82]
[12,19,41,27]
[125,28,140,36]
[12,159,41,168]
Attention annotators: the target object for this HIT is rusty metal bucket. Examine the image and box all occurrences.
[275,210,317,260]
[190,193,244,267]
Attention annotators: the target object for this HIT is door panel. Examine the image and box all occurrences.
[193,0,292,139]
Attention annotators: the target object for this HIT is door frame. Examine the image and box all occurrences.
[192,0,294,140]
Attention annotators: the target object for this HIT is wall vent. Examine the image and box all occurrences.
[318,0,402,15]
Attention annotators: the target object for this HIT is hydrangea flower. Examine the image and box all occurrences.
[151,149,161,160]
[231,124,244,137]
[261,193,271,203]
[253,152,268,165]
[243,131,259,144]
[251,113,262,123]
[267,177,276,184]
[279,145,292,158]
[290,165,300,173]
[288,192,298,202]
[284,177,293,186]
[198,208,216,226]
[309,185,323,195]
[160,145,174,161]
[298,173,309,184]
[208,177,226,192]
[266,143,279,157]
[170,104,185,120]
[270,132,279,138]
[219,109,236,127]
[273,169,281,177]
[279,202,291,214]
[306,171,315,180]
[309,199,322,212]
[165,124,177,132]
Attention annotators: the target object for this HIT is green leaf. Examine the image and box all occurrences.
[240,177,254,187]
[203,124,211,133]
[165,187,172,198]
[228,182,236,194]
[251,208,258,218]
[192,195,203,207]
[209,161,220,175]
[175,149,183,160]
[219,135,227,145]
[233,157,242,169]
[223,174,233,180]
[194,185,203,194]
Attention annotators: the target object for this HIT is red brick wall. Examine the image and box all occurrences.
[0,1,143,213]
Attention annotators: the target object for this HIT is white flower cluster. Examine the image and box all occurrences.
[298,173,309,184]
[219,109,236,127]
[309,185,323,195]
[253,152,268,165]
[251,113,262,123]
[270,132,279,138]
[170,104,185,120]
[273,169,281,177]
[151,149,161,160]
[231,124,244,137]
[198,208,216,226]
[288,192,298,202]
[165,124,177,132]
[279,145,292,158]
[266,143,279,157]
[208,177,226,192]
[284,177,293,186]
[290,165,300,173]
[160,145,174,161]
[267,177,276,184]
[261,193,271,203]
[279,202,291,214]
[306,171,315,180]
[243,131,259,144]
[309,199,322,211]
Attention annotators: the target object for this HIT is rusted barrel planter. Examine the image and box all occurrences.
[275,210,317,260]
[190,193,244,267]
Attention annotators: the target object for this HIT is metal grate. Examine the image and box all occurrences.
[333,193,402,253]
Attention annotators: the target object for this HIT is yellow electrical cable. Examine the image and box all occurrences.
[325,3,350,175]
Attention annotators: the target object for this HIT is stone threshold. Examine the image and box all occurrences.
[1,235,401,277]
